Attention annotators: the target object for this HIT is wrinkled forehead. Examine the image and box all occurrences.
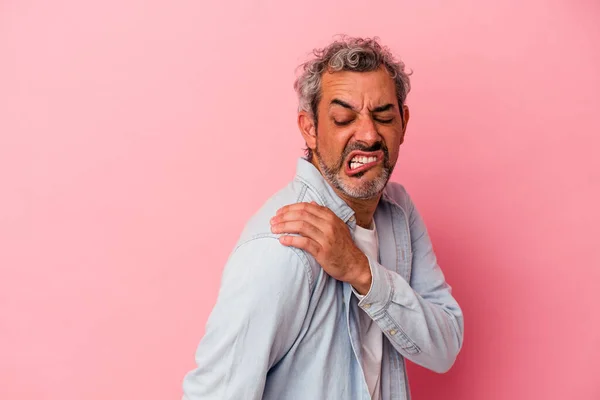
[320,66,399,111]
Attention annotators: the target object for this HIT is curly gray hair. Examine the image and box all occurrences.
[293,36,412,161]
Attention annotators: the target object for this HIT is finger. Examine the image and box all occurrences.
[276,201,317,216]
[278,235,321,258]
[308,201,340,222]
[307,202,335,220]
[276,201,332,219]
[271,220,326,243]
[271,208,326,226]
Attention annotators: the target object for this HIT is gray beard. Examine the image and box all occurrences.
[315,147,392,200]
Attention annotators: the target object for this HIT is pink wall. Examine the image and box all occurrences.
[1,1,599,399]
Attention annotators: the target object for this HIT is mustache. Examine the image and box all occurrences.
[338,142,389,168]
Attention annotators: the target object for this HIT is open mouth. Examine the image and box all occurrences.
[344,150,384,176]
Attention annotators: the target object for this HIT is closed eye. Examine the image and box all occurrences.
[334,119,354,126]
[374,117,394,124]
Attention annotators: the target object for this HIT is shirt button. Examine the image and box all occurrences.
[389,329,397,336]
[363,303,371,309]
[349,215,356,222]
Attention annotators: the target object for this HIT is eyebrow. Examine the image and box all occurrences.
[330,98,395,113]
[372,103,395,113]
[330,98,356,111]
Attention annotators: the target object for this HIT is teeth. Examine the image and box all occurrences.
[351,155,377,164]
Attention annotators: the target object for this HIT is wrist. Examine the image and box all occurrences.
[349,254,372,295]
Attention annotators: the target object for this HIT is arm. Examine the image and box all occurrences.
[182,238,311,399]
[356,195,464,373]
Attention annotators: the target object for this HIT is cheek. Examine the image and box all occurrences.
[383,129,401,144]
[384,133,403,161]
[389,150,400,166]
[318,128,350,155]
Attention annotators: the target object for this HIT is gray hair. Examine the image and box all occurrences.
[293,36,412,161]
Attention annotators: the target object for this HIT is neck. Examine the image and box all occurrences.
[337,190,381,229]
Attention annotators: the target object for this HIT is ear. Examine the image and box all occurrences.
[298,111,318,152]
[399,105,410,144]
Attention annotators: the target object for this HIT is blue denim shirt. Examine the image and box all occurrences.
[182,158,464,400]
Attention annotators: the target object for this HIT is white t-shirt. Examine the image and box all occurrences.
[352,221,382,400]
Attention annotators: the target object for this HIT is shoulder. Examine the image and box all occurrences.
[239,178,309,241]
[382,181,413,212]
[223,235,314,294]
[226,179,319,289]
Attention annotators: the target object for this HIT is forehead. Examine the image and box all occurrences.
[320,66,398,108]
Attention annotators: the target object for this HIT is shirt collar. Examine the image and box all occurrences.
[294,157,356,224]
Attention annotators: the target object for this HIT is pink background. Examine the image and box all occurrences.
[1,0,599,399]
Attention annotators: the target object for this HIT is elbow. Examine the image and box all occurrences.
[435,312,464,373]
[431,352,457,374]
[438,334,464,373]
[427,329,463,374]
[412,341,460,374]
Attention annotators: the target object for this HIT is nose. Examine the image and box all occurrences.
[353,116,380,146]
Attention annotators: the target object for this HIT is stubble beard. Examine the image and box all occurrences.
[314,142,393,200]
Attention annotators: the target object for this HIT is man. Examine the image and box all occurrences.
[182,36,464,400]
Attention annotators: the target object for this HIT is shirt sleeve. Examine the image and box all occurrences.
[182,238,312,399]
[355,195,465,373]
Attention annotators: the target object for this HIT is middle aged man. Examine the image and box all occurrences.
[182,36,464,400]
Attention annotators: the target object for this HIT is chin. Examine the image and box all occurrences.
[338,176,388,200]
